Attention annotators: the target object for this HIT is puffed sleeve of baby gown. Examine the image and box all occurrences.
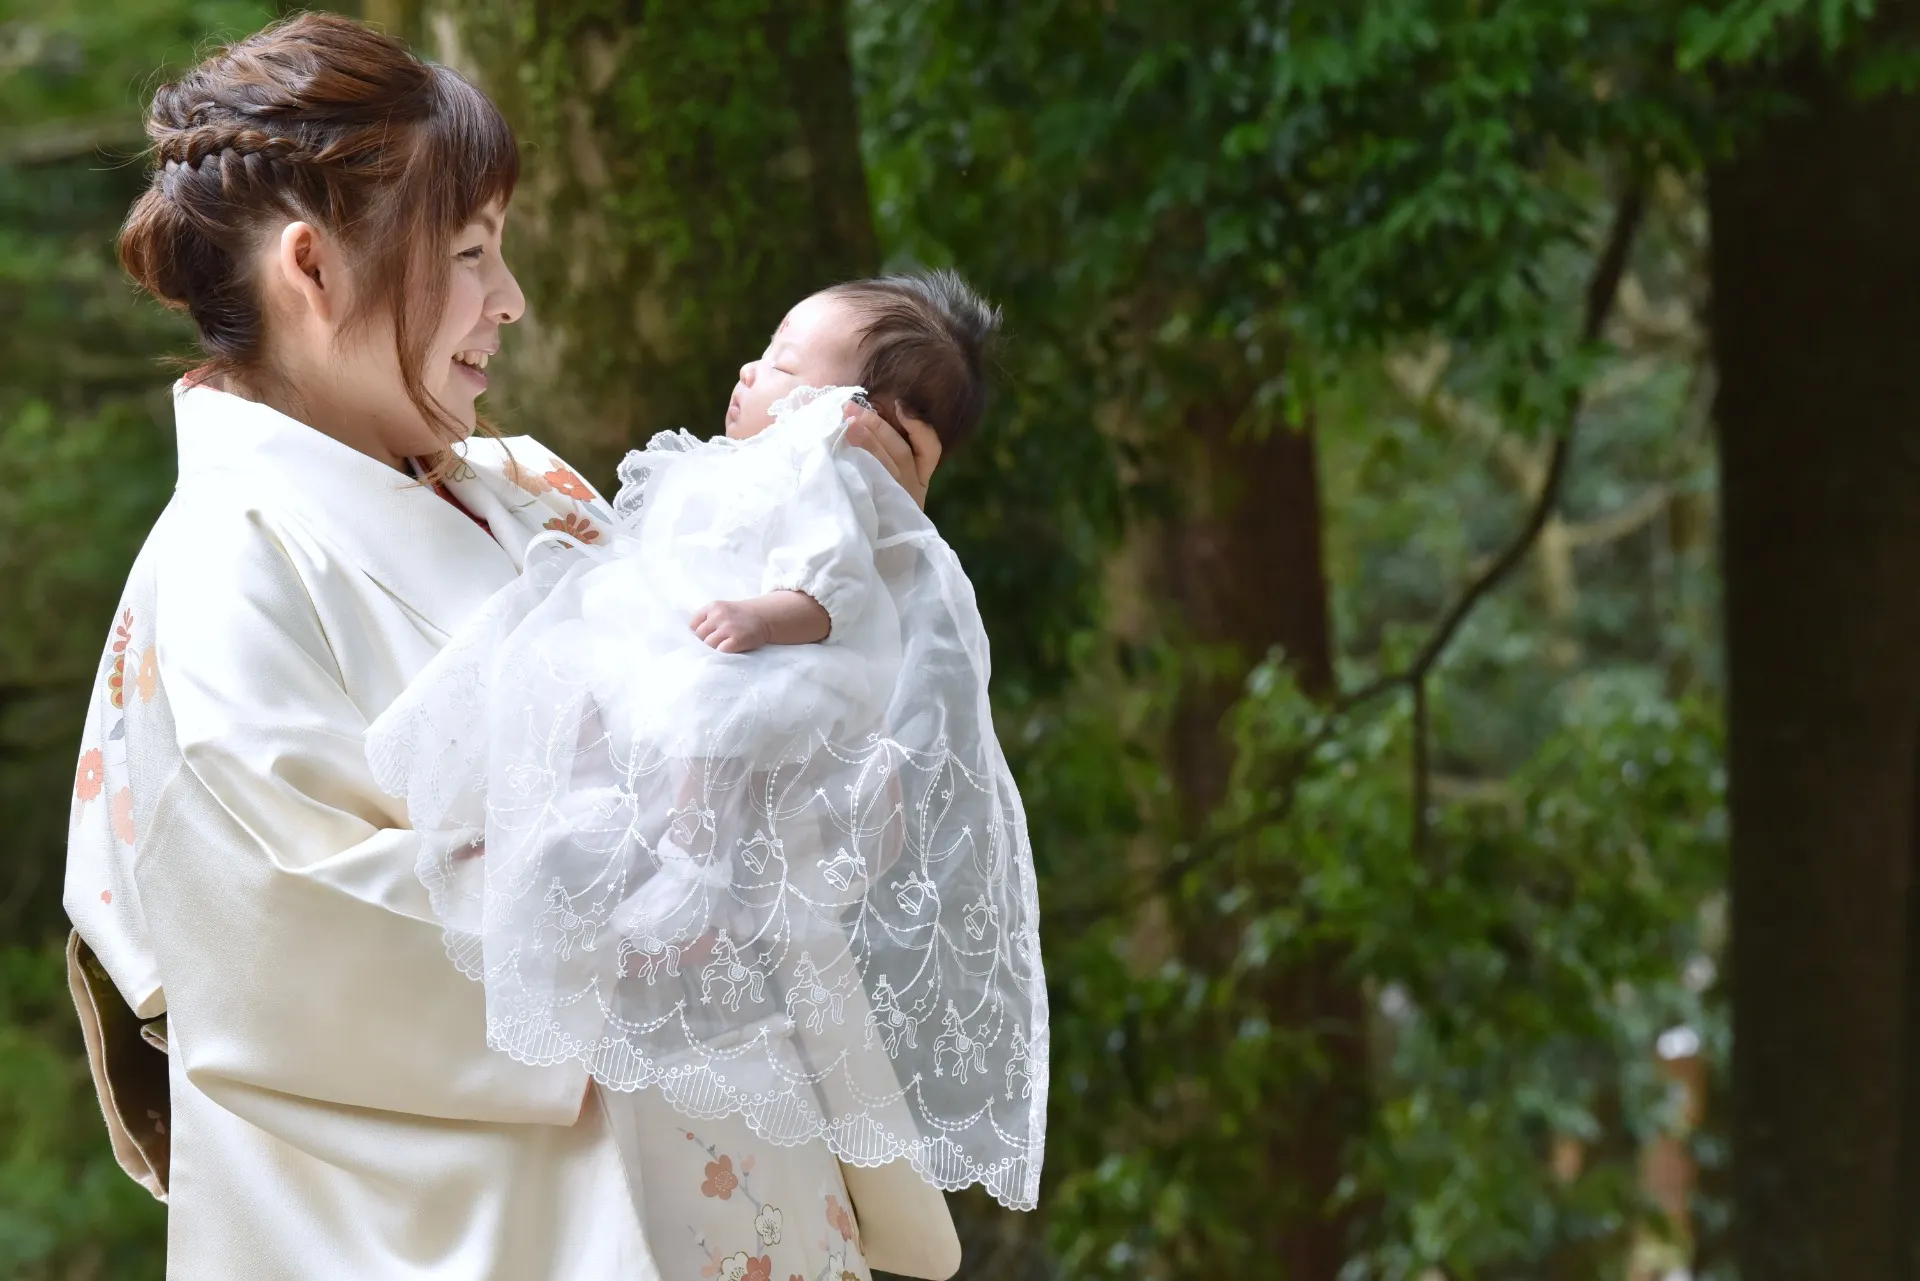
[113,510,588,1128]
[759,438,883,636]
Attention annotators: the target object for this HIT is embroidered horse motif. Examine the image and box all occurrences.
[1004,1025,1035,1099]
[699,930,766,1010]
[785,953,851,1032]
[534,878,600,959]
[616,932,682,984]
[933,1001,988,1082]
[864,975,919,1057]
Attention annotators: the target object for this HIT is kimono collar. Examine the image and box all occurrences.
[171,382,517,639]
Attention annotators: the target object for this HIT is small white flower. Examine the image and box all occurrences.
[719,1251,751,1281]
[755,1203,783,1246]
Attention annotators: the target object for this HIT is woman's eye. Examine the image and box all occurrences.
[457,245,485,262]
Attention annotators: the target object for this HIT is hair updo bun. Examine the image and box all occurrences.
[119,12,518,436]
[824,269,1003,452]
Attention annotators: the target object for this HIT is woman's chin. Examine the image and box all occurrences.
[425,392,481,439]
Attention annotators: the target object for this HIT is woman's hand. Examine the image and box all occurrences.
[843,400,942,509]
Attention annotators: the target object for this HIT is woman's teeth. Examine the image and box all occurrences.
[454,351,490,369]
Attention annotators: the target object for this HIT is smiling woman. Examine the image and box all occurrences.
[62,12,960,1281]
[64,14,661,1280]
[116,14,522,469]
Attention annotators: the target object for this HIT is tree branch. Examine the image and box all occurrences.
[1383,346,1546,494]
[1564,485,1672,549]
[1388,177,1646,853]
[0,116,147,167]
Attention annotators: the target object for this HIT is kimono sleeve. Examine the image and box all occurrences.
[126,506,588,1126]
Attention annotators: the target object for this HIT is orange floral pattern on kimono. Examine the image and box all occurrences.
[544,512,600,544]
[541,460,596,503]
[76,749,105,804]
[703,1154,740,1200]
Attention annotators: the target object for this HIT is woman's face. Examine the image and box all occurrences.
[726,292,863,439]
[421,201,525,439]
[268,199,525,466]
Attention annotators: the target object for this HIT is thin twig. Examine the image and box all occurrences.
[1385,176,1646,855]
[1410,679,1432,858]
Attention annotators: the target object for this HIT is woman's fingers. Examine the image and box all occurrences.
[843,402,941,509]
[842,409,909,486]
[897,410,943,496]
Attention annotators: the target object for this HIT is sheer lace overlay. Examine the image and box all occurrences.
[367,388,1048,1210]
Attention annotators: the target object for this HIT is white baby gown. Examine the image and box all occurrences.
[367,387,1049,1224]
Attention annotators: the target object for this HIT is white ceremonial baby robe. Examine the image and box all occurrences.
[63,383,958,1281]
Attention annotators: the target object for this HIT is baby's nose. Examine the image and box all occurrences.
[739,360,757,386]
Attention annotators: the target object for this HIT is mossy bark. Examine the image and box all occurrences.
[431,0,877,482]
[1708,10,1920,1274]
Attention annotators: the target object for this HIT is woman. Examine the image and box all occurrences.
[62,14,959,1280]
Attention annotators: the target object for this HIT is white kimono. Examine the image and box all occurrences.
[62,383,959,1281]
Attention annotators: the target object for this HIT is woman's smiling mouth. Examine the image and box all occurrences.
[453,348,491,390]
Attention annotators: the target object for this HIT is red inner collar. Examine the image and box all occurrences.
[413,460,489,533]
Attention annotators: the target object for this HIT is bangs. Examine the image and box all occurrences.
[419,64,520,232]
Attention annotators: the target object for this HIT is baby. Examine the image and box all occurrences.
[368,268,1048,1215]
[688,270,998,654]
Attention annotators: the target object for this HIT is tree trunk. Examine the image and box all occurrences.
[1157,393,1366,1279]
[1709,20,1920,1276]
[431,0,877,482]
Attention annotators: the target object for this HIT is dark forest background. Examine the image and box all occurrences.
[5,1,1918,1277]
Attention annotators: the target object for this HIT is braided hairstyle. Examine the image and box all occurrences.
[823,270,1001,453]
[119,13,517,439]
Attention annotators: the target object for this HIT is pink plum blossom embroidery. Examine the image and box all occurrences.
[110,787,135,846]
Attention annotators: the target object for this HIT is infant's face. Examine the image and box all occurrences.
[726,292,863,439]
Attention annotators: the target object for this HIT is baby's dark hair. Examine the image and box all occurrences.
[823,270,1000,452]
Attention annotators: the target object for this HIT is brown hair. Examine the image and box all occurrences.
[825,270,1001,452]
[118,12,518,446]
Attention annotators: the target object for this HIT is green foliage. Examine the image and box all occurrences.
[0,943,166,1280]
[852,2,1759,1276]
[1029,666,1725,1280]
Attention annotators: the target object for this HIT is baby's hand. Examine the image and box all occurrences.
[691,591,832,652]
[692,600,773,653]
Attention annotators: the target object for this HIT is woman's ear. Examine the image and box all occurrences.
[270,221,341,324]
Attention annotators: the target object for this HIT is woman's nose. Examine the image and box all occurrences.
[492,260,528,325]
